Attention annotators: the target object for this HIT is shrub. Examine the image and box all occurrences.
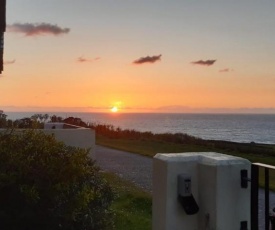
[0,130,114,230]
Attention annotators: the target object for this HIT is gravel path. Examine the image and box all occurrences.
[95,145,153,193]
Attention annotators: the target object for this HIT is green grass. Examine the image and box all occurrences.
[96,135,275,161]
[96,135,214,157]
[103,173,152,230]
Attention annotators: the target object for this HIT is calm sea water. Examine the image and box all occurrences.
[5,112,275,144]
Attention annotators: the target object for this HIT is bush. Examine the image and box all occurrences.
[0,130,114,230]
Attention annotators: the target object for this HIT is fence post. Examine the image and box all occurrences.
[265,168,270,230]
[251,164,259,230]
[270,209,275,230]
[153,152,251,230]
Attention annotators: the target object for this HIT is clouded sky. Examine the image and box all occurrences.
[1,0,275,113]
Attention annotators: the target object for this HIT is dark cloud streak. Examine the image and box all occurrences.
[191,59,216,66]
[7,23,70,36]
[77,56,100,63]
[133,54,162,65]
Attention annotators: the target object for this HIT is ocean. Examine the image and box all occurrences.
[5,112,275,145]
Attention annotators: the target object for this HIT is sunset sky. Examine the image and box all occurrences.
[1,0,275,113]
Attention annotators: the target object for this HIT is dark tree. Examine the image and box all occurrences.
[0,113,7,127]
[0,130,114,230]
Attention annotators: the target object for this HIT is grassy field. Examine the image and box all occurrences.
[96,135,275,163]
[103,173,152,230]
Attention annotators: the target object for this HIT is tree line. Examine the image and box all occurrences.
[0,113,93,129]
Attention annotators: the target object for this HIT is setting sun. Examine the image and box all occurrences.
[111,106,118,113]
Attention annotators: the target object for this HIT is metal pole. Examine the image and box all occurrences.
[0,33,4,73]
[251,164,259,230]
[0,0,6,74]
[265,168,269,230]
[271,212,275,230]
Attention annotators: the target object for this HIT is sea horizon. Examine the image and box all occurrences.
[3,112,275,145]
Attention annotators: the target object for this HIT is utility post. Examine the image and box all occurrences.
[0,0,6,74]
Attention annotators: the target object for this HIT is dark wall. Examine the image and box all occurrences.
[0,0,5,73]
[0,0,6,32]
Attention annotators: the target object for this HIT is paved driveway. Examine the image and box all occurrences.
[94,145,153,193]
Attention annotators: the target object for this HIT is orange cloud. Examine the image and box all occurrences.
[219,68,233,73]
[7,23,70,36]
[4,59,15,64]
